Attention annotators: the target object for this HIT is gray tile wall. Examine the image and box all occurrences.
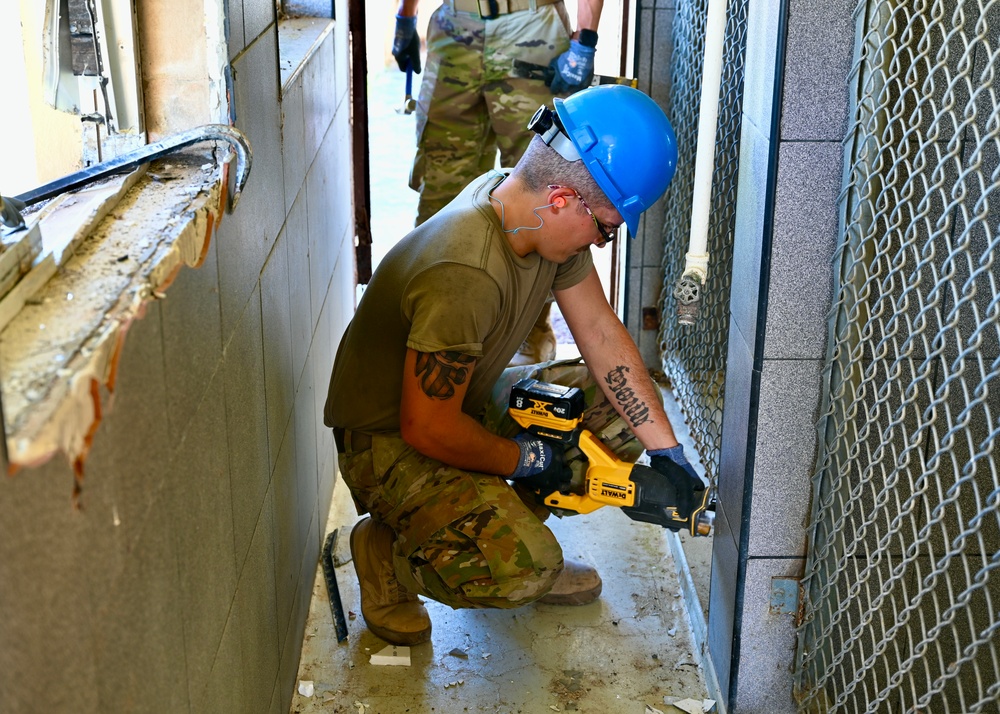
[0,10,354,714]
[707,0,856,711]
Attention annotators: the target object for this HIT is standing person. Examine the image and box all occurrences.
[392,0,605,363]
[392,0,604,223]
[325,85,701,646]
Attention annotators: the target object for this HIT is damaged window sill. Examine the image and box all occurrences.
[0,150,227,470]
[277,16,334,91]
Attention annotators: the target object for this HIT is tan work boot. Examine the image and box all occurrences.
[537,560,603,605]
[509,300,557,366]
[350,517,432,645]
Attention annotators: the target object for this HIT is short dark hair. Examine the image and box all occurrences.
[514,136,615,214]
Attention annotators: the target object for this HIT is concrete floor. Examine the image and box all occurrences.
[291,480,711,714]
[289,65,716,714]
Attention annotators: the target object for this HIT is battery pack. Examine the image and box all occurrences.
[508,378,585,441]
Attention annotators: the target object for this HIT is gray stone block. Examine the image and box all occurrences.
[294,360,321,553]
[272,416,299,658]
[286,190,313,390]
[763,141,841,360]
[242,0,274,46]
[219,28,284,343]
[730,119,768,344]
[719,316,754,546]
[747,358,822,557]
[707,503,740,705]
[333,1,350,110]
[780,0,854,141]
[224,288,271,569]
[732,557,803,713]
[284,0,332,17]
[330,218,358,345]
[627,265,643,338]
[91,495,188,713]
[947,137,999,363]
[160,230,223,445]
[190,589,245,713]
[262,231,295,472]
[743,0,782,136]
[236,486,280,707]
[306,147,334,335]
[278,577,306,714]
[303,30,336,169]
[649,8,674,109]
[0,458,100,714]
[643,194,669,269]
[636,8,654,98]
[87,302,170,532]
[163,374,238,695]
[330,109,355,249]
[227,0,246,59]
[281,72,307,216]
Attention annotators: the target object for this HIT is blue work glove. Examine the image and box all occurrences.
[391,14,422,74]
[547,39,596,94]
[511,433,573,495]
[648,445,706,520]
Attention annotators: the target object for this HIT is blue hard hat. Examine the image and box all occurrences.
[553,85,678,236]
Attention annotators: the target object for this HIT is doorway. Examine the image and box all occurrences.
[360,1,636,357]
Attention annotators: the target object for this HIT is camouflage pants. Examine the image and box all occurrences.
[337,359,650,610]
[410,2,572,224]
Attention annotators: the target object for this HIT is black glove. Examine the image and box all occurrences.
[511,433,573,496]
[391,14,422,74]
[648,445,706,520]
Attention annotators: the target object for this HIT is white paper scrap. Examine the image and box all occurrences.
[369,645,411,666]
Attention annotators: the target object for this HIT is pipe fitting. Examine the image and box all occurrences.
[673,274,703,326]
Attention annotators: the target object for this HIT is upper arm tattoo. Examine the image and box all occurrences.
[414,351,476,400]
[605,365,654,428]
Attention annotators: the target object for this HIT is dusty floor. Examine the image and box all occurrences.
[291,482,710,714]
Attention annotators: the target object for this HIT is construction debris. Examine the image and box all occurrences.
[297,680,314,697]
[661,698,716,714]
[370,645,411,666]
[448,647,469,659]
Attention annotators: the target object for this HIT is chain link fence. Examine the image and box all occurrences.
[795,1,1000,711]
[657,0,748,487]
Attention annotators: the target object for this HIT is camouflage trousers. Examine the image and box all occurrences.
[410,2,572,224]
[337,358,650,610]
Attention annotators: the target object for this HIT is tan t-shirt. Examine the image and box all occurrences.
[324,171,593,432]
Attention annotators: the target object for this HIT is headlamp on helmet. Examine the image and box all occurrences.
[528,106,580,163]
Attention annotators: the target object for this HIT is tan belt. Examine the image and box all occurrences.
[446,0,561,18]
[333,427,372,454]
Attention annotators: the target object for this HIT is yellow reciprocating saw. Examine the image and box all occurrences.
[508,378,714,536]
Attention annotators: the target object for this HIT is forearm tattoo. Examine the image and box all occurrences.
[605,365,654,428]
[415,351,475,400]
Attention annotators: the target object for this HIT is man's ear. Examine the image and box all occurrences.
[546,184,573,209]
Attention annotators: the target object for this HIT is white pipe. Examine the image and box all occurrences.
[683,0,729,285]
